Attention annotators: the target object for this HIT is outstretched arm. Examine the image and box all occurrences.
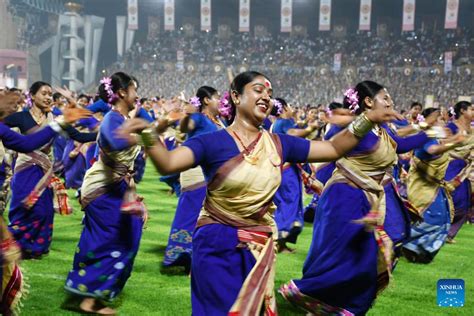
[0,122,57,152]
[117,118,195,174]
[307,109,402,162]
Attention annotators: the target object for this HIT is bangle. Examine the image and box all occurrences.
[54,117,69,129]
[348,113,374,138]
[141,128,158,148]
[48,121,63,133]
[419,122,429,130]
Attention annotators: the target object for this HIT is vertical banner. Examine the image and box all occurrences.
[445,0,459,29]
[127,0,138,30]
[319,0,331,31]
[177,50,184,70]
[402,0,415,31]
[333,53,341,73]
[147,16,159,40]
[116,16,126,58]
[164,0,175,31]
[359,0,371,31]
[239,0,250,32]
[201,0,211,31]
[444,51,453,73]
[281,0,292,33]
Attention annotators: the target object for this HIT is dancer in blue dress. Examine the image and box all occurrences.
[65,72,147,315]
[119,72,398,315]
[163,86,225,272]
[5,82,97,259]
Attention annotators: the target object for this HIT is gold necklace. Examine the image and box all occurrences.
[232,130,262,165]
[30,108,46,125]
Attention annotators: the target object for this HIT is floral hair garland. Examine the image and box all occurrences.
[271,99,283,115]
[416,113,425,123]
[448,106,456,117]
[24,90,33,108]
[218,91,232,119]
[189,96,201,108]
[344,88,359,113]
[100,77,118,104]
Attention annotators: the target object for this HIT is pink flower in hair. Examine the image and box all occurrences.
[271,99,283,115]
[24,90,33,108]
[449,106,456,117]
[218,91,232,119]
[344,88,359,113]
[189,96,201,108]
[416,114,425,123]
[100,76,117,104]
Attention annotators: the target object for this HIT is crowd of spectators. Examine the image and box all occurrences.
[111,29,473,110]
[124,28,472,68]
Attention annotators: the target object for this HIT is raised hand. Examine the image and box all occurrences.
[116,118,151,141]
[0,91,23,117]
[365,108,403,124]
[62,107,93,123]
[54,86,77,107]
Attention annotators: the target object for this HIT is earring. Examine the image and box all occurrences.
[235,100,240,105]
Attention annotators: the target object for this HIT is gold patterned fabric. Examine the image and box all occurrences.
[196,130,283,316]
[325,128,398,292]
[408,153,454,220]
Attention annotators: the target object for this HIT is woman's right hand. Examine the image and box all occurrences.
[117,118,151,137]
[62,108,92,124]
[365,108,403,124]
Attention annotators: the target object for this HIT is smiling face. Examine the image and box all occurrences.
[32,85,53,112]
[366,88,394,111]
[118,81,138,111]
[232,76,273,125]
[77,96,89,108]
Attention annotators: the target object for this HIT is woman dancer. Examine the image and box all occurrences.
[0,90,90,314]
[119,72,398,315]
[5,82,97,259]
[64,72,147,315]
[163,86,224,272]
[270,98,306,252]
[402,108,468,262]
[445,101,473,243]
[280,81,434,315]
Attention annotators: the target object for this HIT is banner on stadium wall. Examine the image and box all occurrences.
[281,0,292,33]
[319,0,331,31]
[425,95,434,108]
[333,53,341,72]
[147,16,159,40]
[445,0,459,29]
[127,0,138,30]
[402,0,415,31]
[177,50,184,70]
[164,0,175,31]
[239,0,250,32]
[444,51,453,73]
[458,96,472,102]
[201,0,211,31]
[359,0,371,31]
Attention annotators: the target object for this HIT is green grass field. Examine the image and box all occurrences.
[16,164,474,315]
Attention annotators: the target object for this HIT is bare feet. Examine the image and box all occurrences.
[446,237,456,244]
[80,298,116,315]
